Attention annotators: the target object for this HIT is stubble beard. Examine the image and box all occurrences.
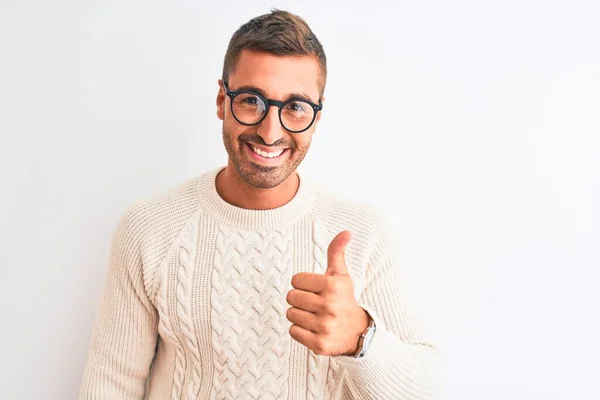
[222,126,311,189]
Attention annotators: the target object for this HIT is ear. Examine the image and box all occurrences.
[216,79,225,121]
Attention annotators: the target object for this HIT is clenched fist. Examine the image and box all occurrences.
[286,230,370,356]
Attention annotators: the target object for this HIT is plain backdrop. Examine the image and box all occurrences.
[1,1,599,399]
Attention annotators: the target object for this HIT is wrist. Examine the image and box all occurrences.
[346,308,371,356]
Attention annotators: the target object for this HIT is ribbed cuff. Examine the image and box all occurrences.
[334,306,444,399]
[335,324,397,369]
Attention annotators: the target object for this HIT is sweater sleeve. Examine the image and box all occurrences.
[79,210,159,400]
[334,216,445,399]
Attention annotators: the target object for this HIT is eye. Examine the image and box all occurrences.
[286,101,307,113]
[233,93,265,112]
[241,95,259,105]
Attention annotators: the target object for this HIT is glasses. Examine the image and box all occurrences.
[223,81,323,133]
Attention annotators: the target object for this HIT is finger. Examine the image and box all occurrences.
[291,272,327,293]
[289,323,318,351]
[286,307,319,332]
[286,289,323,313]
[326,230,352,276]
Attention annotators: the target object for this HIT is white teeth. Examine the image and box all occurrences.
[251,145,285,158]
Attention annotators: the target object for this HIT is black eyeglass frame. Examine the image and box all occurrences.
[222,81,323,134]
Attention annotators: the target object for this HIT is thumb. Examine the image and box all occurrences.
[325,230,352,276]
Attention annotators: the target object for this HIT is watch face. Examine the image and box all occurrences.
[363,329,376,351]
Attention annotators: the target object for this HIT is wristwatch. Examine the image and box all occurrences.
[354,314,376,358]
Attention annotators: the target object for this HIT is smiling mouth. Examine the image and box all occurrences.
[245,142,290,159]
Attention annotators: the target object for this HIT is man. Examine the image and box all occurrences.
[80,9,444,400]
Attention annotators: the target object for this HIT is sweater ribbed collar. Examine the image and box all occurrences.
[197,165,316,230]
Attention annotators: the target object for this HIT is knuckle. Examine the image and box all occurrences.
[313,340,327,355]
[316,319,328,333]
[319,319,333,334]
[322,300,337,316]
[326,276,344,293]
[324,276,336,290]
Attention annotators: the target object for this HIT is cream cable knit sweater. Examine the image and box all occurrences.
[79,165,444,400]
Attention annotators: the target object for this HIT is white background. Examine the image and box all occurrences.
[1,1,599,399]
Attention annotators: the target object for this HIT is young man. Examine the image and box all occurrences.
[80,9,444,400]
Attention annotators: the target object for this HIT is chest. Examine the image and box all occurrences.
[149,215,365,398]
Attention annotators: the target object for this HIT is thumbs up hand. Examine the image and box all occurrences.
[286,230,371,357]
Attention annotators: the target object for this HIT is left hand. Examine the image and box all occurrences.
[286,230,370,356]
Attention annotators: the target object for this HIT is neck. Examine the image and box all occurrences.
[215,160,300,210]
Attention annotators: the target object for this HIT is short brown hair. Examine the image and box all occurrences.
[222,9,327,97]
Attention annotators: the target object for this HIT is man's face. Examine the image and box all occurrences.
[216,50,323,189]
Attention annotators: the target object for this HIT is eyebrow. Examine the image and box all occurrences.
[233,85,318,104]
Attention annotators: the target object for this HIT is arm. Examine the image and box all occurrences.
[79,211,159,400]
[334,219,445,399]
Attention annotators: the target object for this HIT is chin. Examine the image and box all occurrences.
[239,165,291,189]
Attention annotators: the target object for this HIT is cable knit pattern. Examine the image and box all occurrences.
[210,225,294,399]
[79,165,444,400]
[155,256,185,399]
[175,215,202,399]
[306,352,321,400]
[326,358,344,400]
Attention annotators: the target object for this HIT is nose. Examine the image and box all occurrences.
[256,105,285,145]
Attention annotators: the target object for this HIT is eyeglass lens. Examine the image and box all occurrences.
[231,93,315,132]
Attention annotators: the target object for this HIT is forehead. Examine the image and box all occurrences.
[229,50,321,102]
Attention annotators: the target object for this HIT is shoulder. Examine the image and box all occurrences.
[309,183,398,266]
[112,174,202,263]
[118,175,200,233]
[311,183,392,237]
[309,182,400,293]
